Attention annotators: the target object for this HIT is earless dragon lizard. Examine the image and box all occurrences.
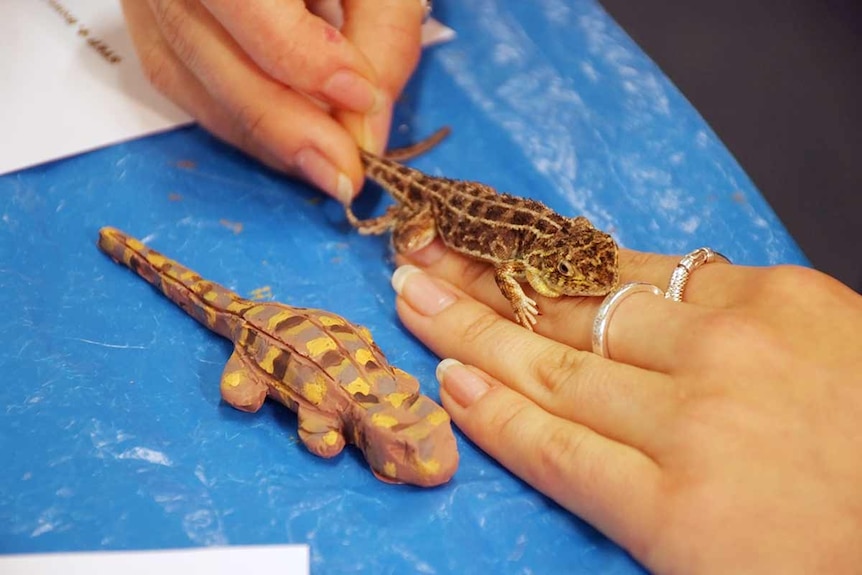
[346,129,620,330]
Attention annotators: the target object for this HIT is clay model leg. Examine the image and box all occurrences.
[297,406,346,458]
[220,347,269,413]
[494,262,539,330]
[391,205,437,254]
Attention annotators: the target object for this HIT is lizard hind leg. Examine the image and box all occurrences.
[345,204,400,236]
[391,205,438,254]
[297,406,346,458]
[220,347,268,413]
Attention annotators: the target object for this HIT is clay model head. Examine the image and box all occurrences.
[354,368,459,488]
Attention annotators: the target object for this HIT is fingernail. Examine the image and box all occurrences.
[323,69,383,114]
[436,358,490,408]
[360,96,392,154]
[391,265,456,316]
[295,147,354,202]
[405,239,447,267]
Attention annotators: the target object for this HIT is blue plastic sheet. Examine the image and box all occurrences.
[0,1,806,573]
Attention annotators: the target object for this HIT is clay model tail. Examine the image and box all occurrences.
[97,227,252,340]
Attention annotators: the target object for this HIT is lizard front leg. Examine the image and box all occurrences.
[493,262,539,331]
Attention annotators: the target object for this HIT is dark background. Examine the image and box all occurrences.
[600,0,861,291]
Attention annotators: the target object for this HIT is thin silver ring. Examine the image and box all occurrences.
[592,282,664,359]
[665,247,731,302]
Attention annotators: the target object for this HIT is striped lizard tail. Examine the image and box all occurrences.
[97,227,253,340]
[345,127,450,231]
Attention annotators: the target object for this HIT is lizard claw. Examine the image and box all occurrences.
[514,296,540,331]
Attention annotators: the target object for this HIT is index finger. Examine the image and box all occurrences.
[338,0,425,153]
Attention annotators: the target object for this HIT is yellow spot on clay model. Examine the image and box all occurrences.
[383,461,397,478]
[147,253,167,268]
[303,379,327,405]
[203,289,218,302]
[306,336,337,356]
[227,300,248,313]
[267,310,294,329]
[354,348,375,365]
[371,413,399,428]
[318,315,344,327]
[384,392,411,408]
[126,238,145,252]
[416,458,441,476]
[259,347,281,373]
[222,371,243,388]
[426,410,449,426]
[203,306,217,327]
[345,377,371,396]
[322,430,340,446]
[358,326,373,341]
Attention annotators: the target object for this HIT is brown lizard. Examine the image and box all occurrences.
[345,130,621,330]
[97,227,458,487]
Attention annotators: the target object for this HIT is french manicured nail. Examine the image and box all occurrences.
[436,358,491,408]
[323,69,383,114]
[295,147,354,203]
[391,265,456,316]
[404,239,447,267]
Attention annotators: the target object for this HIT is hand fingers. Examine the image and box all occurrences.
[201,0,383,114]
[436,360,660,549]
[392,265,681,446]
[143,0,365,200]
[400,242,755,351]
[339,0,425,153]
[122,0,287,171]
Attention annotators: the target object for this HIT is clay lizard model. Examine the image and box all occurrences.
[346,129,621,330]
[97,227,458,487]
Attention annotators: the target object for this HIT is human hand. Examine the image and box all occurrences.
[391,242,862,574]
[121,0,425,202]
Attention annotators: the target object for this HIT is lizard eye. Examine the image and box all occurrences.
[557,261,574,276]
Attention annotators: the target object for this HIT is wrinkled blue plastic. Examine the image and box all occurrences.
[0,1,806,573]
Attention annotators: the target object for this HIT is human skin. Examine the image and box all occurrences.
[391,241,862,574]
[121,0,425,203]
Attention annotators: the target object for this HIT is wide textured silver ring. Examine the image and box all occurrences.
[665,247,731,302]
[592,282,664,359]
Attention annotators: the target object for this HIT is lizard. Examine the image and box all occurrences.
[345,129,621,330]
[97,226,458,487]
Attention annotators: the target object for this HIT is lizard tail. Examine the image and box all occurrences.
[382,126,451,162]
[97,226,252,340]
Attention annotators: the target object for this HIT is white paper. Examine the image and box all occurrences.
[0,0,192,176]
[0,545,309,575]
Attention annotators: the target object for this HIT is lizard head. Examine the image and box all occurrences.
[527,218,620,297]
[355,370,459,487]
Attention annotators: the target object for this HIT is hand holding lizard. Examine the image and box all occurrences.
[392,242,862,575]
[121,0,425,201]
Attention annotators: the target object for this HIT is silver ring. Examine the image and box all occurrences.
[592,282,664,359]
[665,247,731,302]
